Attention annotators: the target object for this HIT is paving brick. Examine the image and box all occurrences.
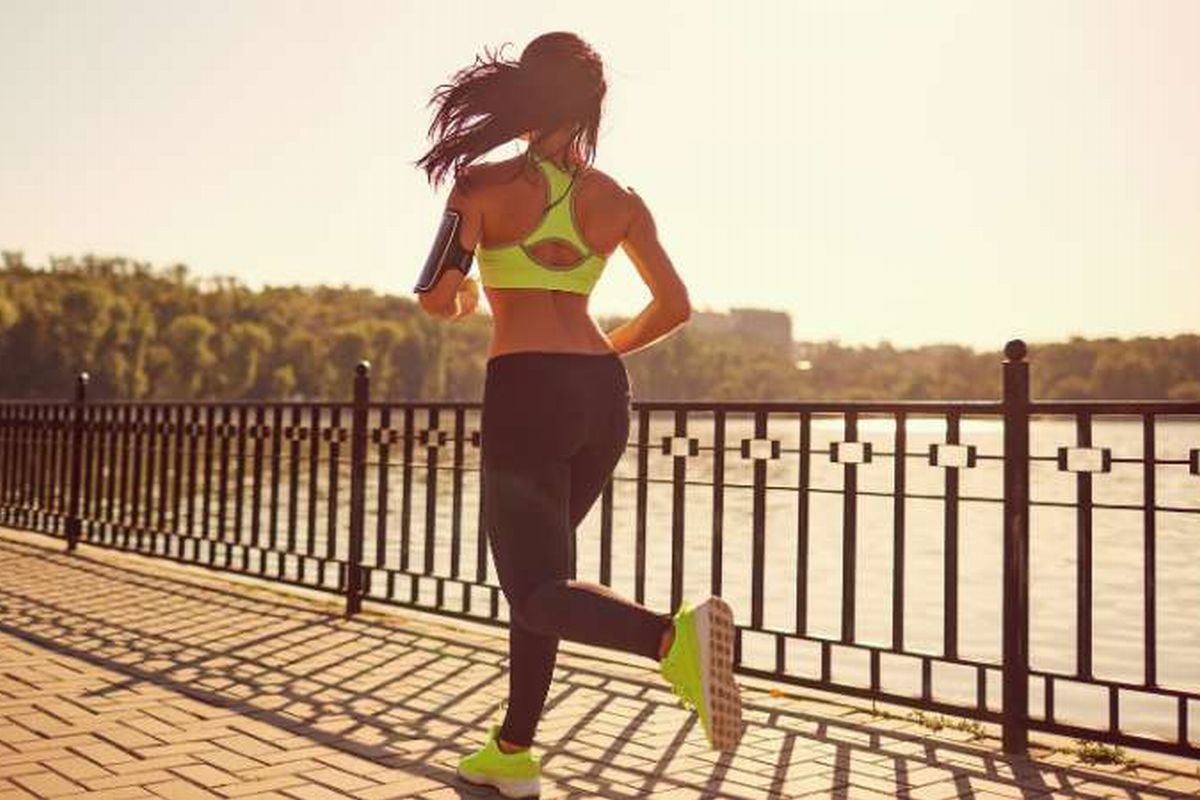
[10,770,84,797]
[145,779,224,799]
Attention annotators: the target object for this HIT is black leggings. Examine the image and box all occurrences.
[481,351,672,747]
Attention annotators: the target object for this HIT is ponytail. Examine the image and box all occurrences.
[416,33,606,190]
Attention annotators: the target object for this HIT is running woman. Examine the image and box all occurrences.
[413,31,744,798]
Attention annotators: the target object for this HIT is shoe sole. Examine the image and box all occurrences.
[457,767,540,799]
[694,596,744,752]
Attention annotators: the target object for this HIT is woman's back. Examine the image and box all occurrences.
[465,153,635,357]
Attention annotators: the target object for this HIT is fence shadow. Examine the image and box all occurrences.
[0,533,1193,799]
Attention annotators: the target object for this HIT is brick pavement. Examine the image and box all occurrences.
[0,526,1197,799]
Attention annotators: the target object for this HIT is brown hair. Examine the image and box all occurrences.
[415,32,606,189]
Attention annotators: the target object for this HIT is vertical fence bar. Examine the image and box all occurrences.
[346,361,370,616]
[171,405,185,539]
[635,407,650,605]
[1002,339,1031,755]
[12,404,23,522]
[375,406,392,571]
[795,411,810,636]
[101,406,115,542]
[751,409,768,630]
[201,405,215,552]
[27,405,41,526]
[186,407,200,543]
[450,406,466,582]
[470,419,484,587]
[234,404,248,570]
[250,405,266,573]
[6,405,19,521]
[60,405,72,525]
[14,405,26,522]
[423,408,440,582]
[304,404,321,582]
[81,405,96,542]
[54,403,68,526]
[21,404,32,524]
[1142,413,1157,687]
[11,405,23,523]
[143,405,158,548]
[892,410,907,651]
[944,410,960,660]
[599,476,614,587]
[400,407,414,574]
[10,404,20,521]
[47,405,60,529]
[285,405,301,556]
[34,405,47,527]
[326,405,344,589]
[65,373,89,551]
[15,404,27,525]
[118,404,132,546]
[216,404,232,565]
[0,406,8,516]
[130,405,145,549]
[25,404,37,527]
[267,405,283,555]
[1076,411,1094,679]
[470,429,484,609]
[156,404,171,536]
[710,409,725,598]
[51,405,64,528]
[6,405,17,518]
[0,405,10,519]
[841,411,858,643]
[669,409,687,612]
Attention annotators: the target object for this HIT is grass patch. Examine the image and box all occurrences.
[1070,739,1134,767]
[866,702,985,740]
[905,710,986,739]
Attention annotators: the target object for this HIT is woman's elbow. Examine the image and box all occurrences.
[417,292,450,319]
[663,292,691,323]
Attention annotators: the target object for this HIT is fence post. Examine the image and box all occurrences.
[65,371,89,552]
[345,360,370,617]
[1002,339,1030,755]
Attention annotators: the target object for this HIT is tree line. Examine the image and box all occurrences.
[1,252,1197,402]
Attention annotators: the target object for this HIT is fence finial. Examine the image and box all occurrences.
[1004,339,1027,362]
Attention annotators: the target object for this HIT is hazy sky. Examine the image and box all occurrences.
[2,0,1197,349]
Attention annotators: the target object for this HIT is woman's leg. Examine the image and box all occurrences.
[481,352,671,747]
[484,462,571,748]
[486,458,671,747]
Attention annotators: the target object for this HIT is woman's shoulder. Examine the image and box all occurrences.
[459,157,639,225]
[464,156,629,194]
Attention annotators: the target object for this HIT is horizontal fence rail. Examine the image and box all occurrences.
[1,341,1198,759]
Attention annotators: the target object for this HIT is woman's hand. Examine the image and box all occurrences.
[450,275,480,320]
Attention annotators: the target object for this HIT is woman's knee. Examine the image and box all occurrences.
[511,579,571,635]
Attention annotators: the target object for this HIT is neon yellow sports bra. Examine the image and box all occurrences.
[475,154,608,295]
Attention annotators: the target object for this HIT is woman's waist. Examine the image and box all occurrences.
[486,348,623,371]
[484,348,628,393]
[487,311,614,359]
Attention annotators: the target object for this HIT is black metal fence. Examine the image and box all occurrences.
[1,340,1198,759]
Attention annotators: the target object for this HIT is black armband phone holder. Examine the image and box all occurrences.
[414,209,475,293]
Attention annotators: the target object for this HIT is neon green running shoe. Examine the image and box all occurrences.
[660,597,744,752]
[456,724,541,799]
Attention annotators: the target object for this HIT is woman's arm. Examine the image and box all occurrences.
[416,180,482,321]
[604,190,691,355]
